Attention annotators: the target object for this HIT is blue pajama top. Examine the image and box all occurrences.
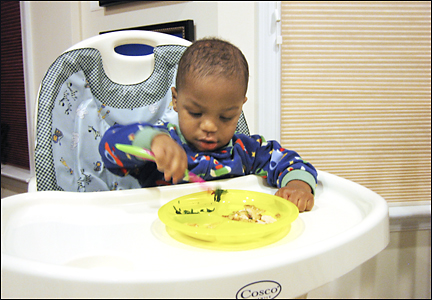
[99,122,318,192]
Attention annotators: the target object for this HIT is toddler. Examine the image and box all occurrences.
[99,38,317,211]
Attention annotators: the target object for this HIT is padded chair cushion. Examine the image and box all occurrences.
[35,45,249,192]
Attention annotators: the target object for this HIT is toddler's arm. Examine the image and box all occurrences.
[131,124,188,183]
[235,134,317,212]
[99,122,187,184]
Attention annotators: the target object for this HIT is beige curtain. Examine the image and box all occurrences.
[281,1,431,203]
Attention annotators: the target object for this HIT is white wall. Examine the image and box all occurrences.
[13,1,431,298]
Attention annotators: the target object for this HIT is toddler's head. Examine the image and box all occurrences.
[175,38,249,94]
[172,38,249,152]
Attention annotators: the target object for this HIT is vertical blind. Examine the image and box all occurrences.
[281,1,431,203]
[1,1,29,169]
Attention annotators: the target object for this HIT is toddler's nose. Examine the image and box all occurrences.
[200,118,217,133]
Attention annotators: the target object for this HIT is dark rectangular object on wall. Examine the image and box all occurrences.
[99,1,131,7]
[100,20,195,42]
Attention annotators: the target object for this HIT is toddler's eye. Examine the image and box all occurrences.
[220,116,234,122]
[189,111,202,118]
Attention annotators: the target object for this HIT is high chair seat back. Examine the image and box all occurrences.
[34,31,249,192]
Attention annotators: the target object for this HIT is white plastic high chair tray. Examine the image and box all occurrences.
[1,171,389,299]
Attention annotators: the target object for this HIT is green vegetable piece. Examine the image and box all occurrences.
[173,205,216,214]
[212,188,227,202]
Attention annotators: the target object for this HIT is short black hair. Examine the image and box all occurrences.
[176,38,249,94]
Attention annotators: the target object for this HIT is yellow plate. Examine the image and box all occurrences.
[158,190,299,250]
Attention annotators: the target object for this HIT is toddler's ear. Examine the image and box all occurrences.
[171,87,178,112]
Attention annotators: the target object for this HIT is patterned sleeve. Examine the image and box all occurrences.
[236,134,318,194]
[98,122,168,177]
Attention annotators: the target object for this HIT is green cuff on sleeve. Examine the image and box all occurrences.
[132,127,170,150]
[281,169,317,195]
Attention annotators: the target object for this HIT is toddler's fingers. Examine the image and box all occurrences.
[275,188,292,199]
[293,195,314,212]
[276,189,299,208]
[289,198,300,210]
[159,147,188,184]
[276,189,314,212]
[170,150,188,183]
[297,198,307,212]
[305,198,314,211]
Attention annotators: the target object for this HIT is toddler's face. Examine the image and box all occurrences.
[172,75,247,152]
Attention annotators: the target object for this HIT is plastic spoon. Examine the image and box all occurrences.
[115,143,206,184]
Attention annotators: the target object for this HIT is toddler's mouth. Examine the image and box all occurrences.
[197,139,218,151]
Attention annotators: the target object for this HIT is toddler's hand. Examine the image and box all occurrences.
[275,180,314,212]
[151,134,188,184]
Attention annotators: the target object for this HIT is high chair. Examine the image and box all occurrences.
[32,30,250,192]
[4,31,389,300]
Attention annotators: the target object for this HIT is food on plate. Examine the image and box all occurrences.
[173,206,215,214]
[211,188,227,202]
[222,205,278,224]
[172,188,228,214]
